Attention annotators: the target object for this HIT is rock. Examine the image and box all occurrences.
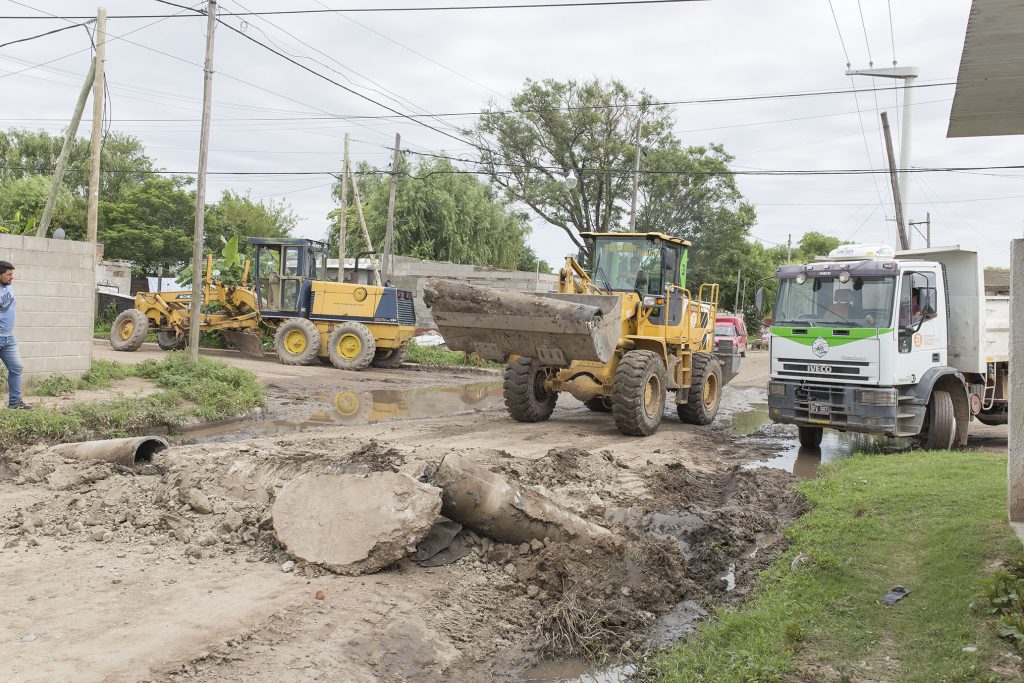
[503,563,516,576]
[90,530,107,542]
[272,472,441,576]
[530,539,544,551]
[526,584,540,599]
[184,545,203,558]
[4,537,21,549]
[173,529,192,544]
[197,534,217,547]
[281,560,296,573]
[47,464,109,491]
[222,510,244,532]
[962,646,978,653]
[518,543,530,555]
[315,591,326,600]
[140,546,154,555]
[184,489,213,514]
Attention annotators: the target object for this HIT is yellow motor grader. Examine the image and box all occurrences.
[424,232,728,436]
[109,238,416,370]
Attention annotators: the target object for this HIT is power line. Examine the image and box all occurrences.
[0,20,92,50]
[827,0,851,66]
[856,0,874,67]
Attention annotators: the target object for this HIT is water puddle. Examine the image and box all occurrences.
[726,402,911,478]
[519,659,637,682]
[173,381,504,444]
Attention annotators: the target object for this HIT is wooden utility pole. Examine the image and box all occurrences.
[189,0,217,362]
[337,133,350,283]
[881,112,910,251]
[37,58,96,238]
[349,170,381,286]
[735,268,741,312]
[786,234,792,261]
[628,122,641,232]
[86,7,106,243]
[382,133,400,283]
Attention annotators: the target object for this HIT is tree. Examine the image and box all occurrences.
[98,176,196,272]
[205,190,297,252]
[0,174,79,236]
[793,231,845,262]
[325,157,541,271]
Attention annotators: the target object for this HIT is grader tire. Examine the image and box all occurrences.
[678,352,723,426]
[921,390,956,451]
[327,322,377,371]
[110,310,149,352]
[583,397,611,412]
[274,318,321,366]
[157,329,187,351]
[612,350,667,437]
[504,357,557,422]
[371,342,409,369]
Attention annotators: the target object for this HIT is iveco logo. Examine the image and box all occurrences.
[812,337,829,358]
[808,364,832,373]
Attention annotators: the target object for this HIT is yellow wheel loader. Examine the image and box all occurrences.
[109,238,416,371]
[424,232,729,436]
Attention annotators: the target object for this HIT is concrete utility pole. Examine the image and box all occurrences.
[37,58,96,238]
[628,122,641,232]
[382,132,400,283]
[189,0,217,362]
[786,234,792,261]
[880,112,910,251]
[910,212,932,248]
[337,133,350,283]
[86,7,106,243]
[1009,239,1024,522]
[847,66,918,235]
[349,170,382,286]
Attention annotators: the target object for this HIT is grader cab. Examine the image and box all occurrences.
[110,238,416,371]
[424,232,727,436]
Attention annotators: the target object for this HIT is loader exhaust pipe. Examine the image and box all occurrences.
[48,436,170,466]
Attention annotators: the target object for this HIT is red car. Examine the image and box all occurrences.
[715,314,748,357]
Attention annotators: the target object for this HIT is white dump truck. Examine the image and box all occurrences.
[760,244,1007,450]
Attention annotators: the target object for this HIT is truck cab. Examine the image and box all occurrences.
[764,244,1005,450]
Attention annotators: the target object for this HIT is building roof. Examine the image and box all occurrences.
[985,268,1010,293]
[948,0,1024,138]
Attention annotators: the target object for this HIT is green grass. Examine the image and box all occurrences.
[2,354,264,449]
[651,451,1023,683]
[406,341,502,369]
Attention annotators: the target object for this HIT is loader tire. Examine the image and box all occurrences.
[798,426,824,448]
[274,318,321,366]
[327,322,376,371]
[677,352,722,426]
[157,329,187,351]
[110,309,149,352]
[371,342,409,369]
[504,357,557,422]
[612,350,666,437]
[921,390,956,451]
[583,397,611,412]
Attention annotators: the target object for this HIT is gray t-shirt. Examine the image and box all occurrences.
[0,284,16,337]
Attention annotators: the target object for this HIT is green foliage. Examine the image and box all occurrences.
[33,374,76,396]
[205,190,296,253]
[0,175,77,237]
[177,236,245,286]
[979,557,1024,649]
[99,176,196,272]
[406,341,502,369]
[650,451,1022,683]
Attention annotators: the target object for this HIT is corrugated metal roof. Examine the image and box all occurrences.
[948,0,1024,138]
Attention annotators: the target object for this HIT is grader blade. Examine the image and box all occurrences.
[423,279,621,366]
[221,331,266,358]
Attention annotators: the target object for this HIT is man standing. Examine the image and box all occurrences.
[0,261,30,410]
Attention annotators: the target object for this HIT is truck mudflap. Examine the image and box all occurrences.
[423,279,622,366]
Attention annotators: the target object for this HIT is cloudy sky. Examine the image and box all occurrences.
[2,0,1022,268]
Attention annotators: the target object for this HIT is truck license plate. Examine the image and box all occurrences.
[809,402,831,416]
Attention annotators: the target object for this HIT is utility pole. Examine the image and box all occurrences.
[86,7,106,243]
[734,268,741,312]
[382,132,400,283]
[909,212,932,248]
[880,112,910,251]
[349,171,381,286]
[37,58,96,238]
[337,133,349,283]
[189,0,217,362]
[628,122,641,232]
[786,234,792,261]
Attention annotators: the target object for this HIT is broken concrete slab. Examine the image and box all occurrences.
[272,471,441,576]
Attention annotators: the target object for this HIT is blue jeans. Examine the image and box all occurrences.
[0,336,23,406]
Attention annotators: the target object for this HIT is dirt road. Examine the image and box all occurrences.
[0,348,1002,681]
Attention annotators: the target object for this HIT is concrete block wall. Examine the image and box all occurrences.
[0,234,95,381]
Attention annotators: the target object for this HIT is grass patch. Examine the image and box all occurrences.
[406,341,501,369]
[650,451,1023,683]
[2,354,264,449]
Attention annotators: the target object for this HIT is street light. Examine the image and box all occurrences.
[564,173,578,190]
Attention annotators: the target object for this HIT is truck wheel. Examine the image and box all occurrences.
[798,426,824,448]
[678,353,722,426]
[921,390,956,450]
[157,329,187,351]
[110,310,149,352]
[274,318,321,366]
[612,350,666,436]
[328,322,377,370]
[583,397,611,412]
[371,342,409,369]
[504,357,557,422]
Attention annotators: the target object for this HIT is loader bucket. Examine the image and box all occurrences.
[423,279,622,366]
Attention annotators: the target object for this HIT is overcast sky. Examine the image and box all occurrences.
[2,0,1022,268]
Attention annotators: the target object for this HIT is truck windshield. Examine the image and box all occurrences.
[774,275,896,328]
[588,238,663,295]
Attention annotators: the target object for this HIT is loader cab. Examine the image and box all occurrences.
[249,237,330,319]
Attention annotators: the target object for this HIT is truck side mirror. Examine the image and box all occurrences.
[755,287,765,316]
[920,287,937,317]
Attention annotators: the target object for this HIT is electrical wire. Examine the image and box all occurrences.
[0,20,91,50]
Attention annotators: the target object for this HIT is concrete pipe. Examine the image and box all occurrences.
[49,436,170,466]
[430,452,615,545]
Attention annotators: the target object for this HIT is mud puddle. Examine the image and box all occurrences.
[173,381,505,444]
[727,402,911,478]
[519,659,636,682]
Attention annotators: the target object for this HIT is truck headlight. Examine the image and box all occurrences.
[642,295,664,308]
[795,273,807,285]
[769,382,786,396]
[855,389,896,406]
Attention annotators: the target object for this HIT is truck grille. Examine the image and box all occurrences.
[397,297,416,326]
[776,357,869,382]
[794,384,849,426]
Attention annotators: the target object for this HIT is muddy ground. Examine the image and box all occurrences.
[1,347,1001,682]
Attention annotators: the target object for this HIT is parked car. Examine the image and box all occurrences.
[715,314,748,357]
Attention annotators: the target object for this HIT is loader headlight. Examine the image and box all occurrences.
[642,295,665,308]
[855,389,896,406]
[769,382,786,396]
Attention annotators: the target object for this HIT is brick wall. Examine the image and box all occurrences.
[0,234,95,380]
